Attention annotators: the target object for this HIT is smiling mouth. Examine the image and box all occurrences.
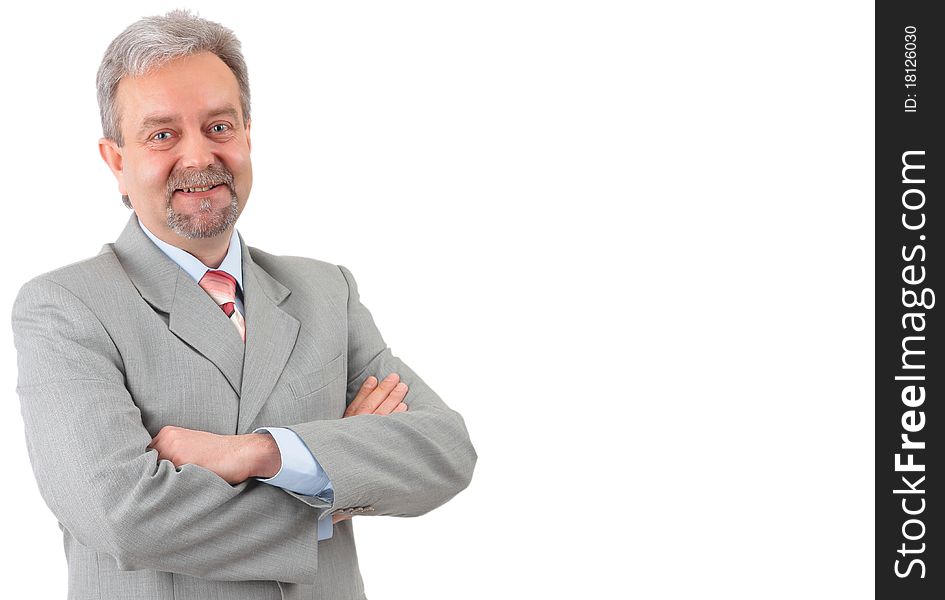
[175,184,225,194]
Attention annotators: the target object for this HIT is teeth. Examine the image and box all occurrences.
[182,186,214,193]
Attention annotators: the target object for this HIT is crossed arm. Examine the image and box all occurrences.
[146,373,412,525]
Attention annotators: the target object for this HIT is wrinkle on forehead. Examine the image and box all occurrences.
[115,52,243,141]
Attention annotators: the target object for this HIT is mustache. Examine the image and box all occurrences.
[166,164,235,196]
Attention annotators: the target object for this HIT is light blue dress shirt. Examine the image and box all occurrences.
[138,220,334,540]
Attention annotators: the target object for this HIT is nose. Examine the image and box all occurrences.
[177,129,216,170]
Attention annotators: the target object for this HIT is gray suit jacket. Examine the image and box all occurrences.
[11,213,477,600]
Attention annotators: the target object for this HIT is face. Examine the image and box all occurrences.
[99,52,252,244]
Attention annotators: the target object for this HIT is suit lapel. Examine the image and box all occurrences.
[167,267,245,395]
[112,214,301,432]
[113,213,244,395]
[237,236,301,433]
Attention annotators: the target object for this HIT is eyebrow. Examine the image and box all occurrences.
[137,105,241,138]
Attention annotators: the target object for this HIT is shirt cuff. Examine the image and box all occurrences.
[252,427,333,499]
[317,515,333,541]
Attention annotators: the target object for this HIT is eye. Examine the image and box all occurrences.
[151,131,173,141]
[210,123,230,134]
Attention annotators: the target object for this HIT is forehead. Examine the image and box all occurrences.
[116,52,242,132]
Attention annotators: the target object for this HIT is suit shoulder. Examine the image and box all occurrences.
[15,246,125,303]
[247,246,342,276]
[247,246,348,292]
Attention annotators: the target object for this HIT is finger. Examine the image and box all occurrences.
[344,376,378,417]
[393,402,408,413]
[344,376,378,416]
[355,373,400,415]
[147,430,162,450]
[374,382,408,415]
[347,373,396,416]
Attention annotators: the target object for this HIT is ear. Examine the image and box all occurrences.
[98,138,127,195]
[244,119,252,153]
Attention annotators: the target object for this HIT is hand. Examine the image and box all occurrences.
[344,373,410,417]
[147,425,257,485]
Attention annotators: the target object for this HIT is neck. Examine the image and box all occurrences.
[148,223,233,268]
[178,234,231,269]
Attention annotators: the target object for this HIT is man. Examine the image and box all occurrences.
[11,10,476,600]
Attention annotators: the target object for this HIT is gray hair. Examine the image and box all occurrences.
[96,9,251,148]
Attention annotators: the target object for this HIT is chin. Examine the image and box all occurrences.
[167,203,239,240]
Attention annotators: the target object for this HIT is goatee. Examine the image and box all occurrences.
[164,164,240,239]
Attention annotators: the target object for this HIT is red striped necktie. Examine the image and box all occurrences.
[198,269,246,343]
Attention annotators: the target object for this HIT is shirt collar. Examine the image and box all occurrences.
[137,218,244,294]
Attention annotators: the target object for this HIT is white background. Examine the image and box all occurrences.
[0,1,873,598]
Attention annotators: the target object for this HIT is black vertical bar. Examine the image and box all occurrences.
[877,1,941,597]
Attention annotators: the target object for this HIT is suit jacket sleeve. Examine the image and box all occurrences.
[282,265,477,520]
[12,277,328,585]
